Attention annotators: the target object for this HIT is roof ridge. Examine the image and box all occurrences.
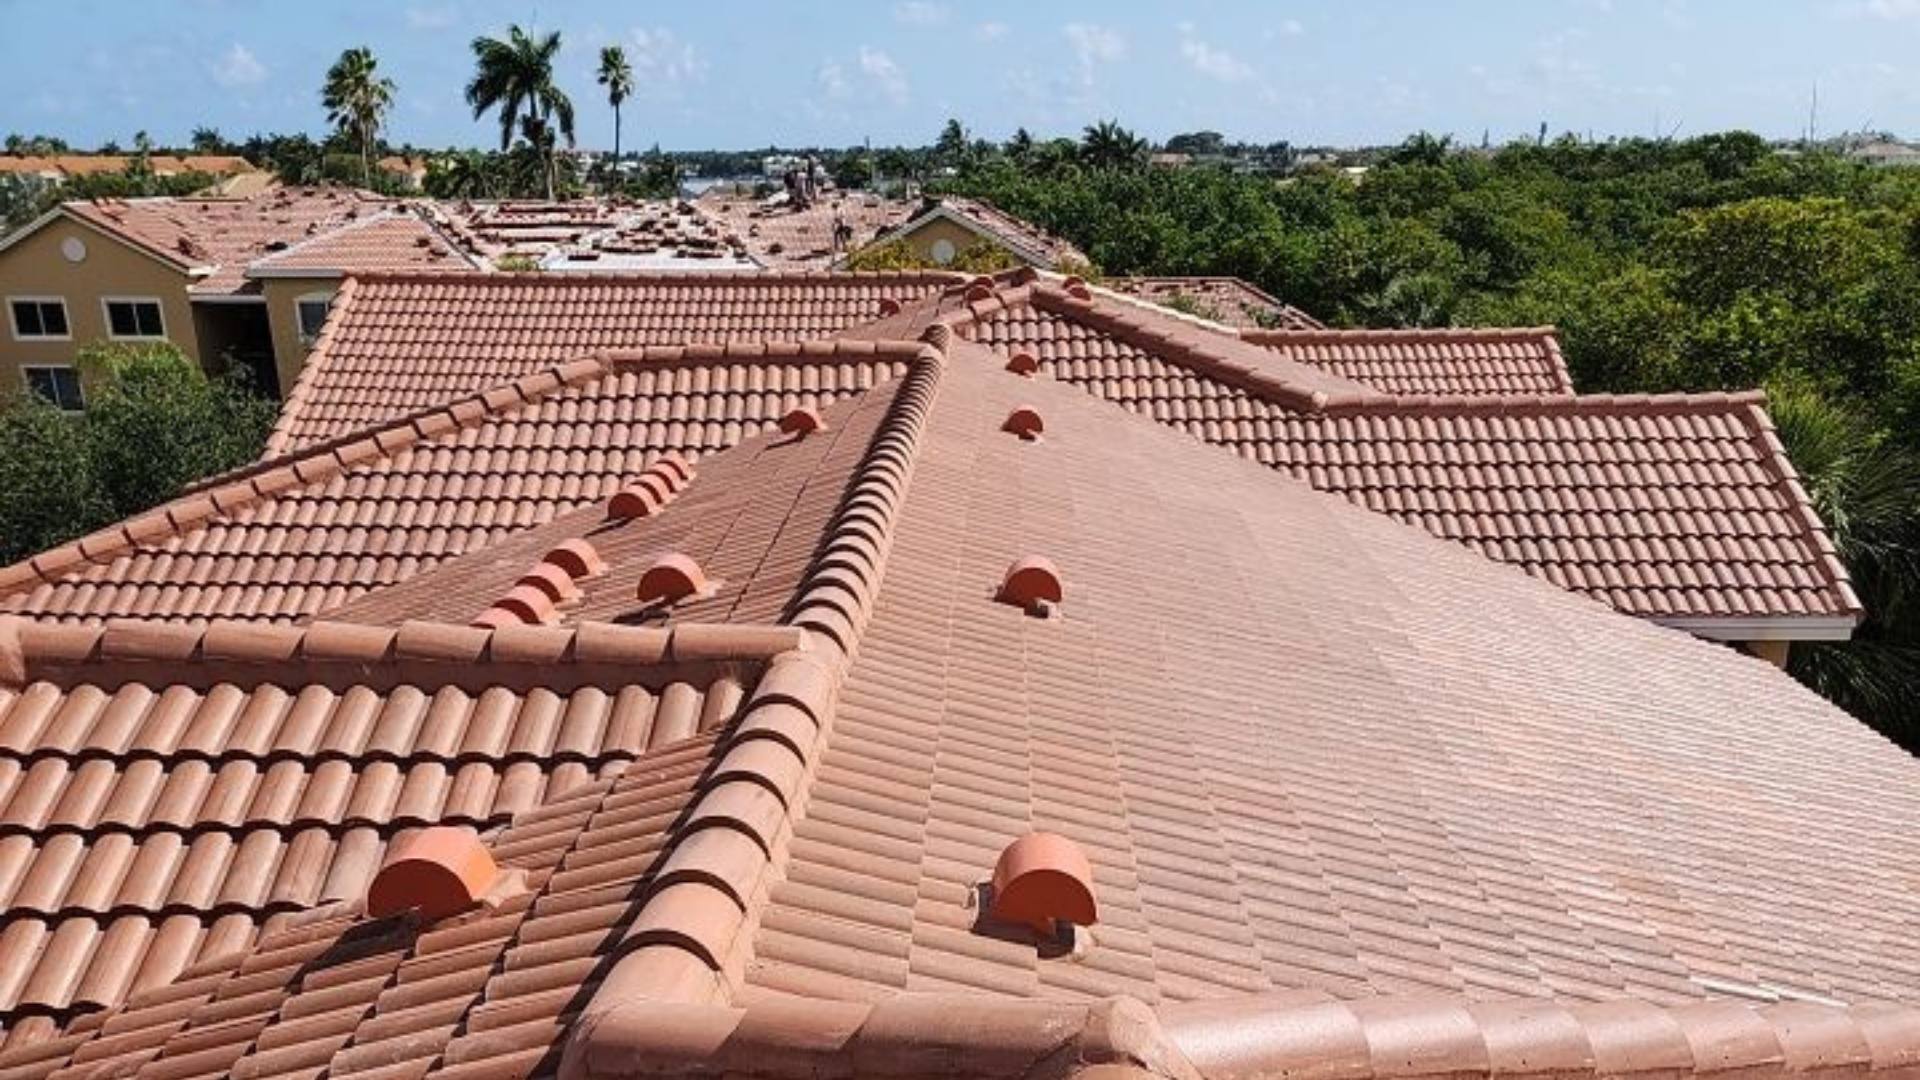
[341,268,970,287]
[1314,388,1773,416]
[1240,325,1561,344]
[1,352,613,600]
[0,615,809,693]
[563,338,948,1016]
[1026,283,1385,413]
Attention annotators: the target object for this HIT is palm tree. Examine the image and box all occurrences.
[321,47,396,188]
[1079,120,1146,170]
[596,46,633,165]
[466,25,575,200]
[1771,388,1920,739]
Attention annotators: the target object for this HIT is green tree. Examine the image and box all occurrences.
[1079,120,1146,170]
[466,25,575,200]
[321,46,397,188]
[0,342,275,564]
[935,118,969,169]
[596,45,633,163]
[189,126,228,154]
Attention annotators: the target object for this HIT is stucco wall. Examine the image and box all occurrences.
[0,214,197,394]
[259,276,339,396]
[895,217,997,266]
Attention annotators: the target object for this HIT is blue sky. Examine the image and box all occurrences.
[6,1,1920,150]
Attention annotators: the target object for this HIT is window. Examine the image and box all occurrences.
[8,298,69,340]
[103,298,165,339]
[295,293,334,342]
[24,366,83,410]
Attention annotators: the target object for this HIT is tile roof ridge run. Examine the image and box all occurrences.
[1736,400,1864,618]
[0,614,810,694]
[3,350,615,599]
[564,992,1201,1080]
[565,340,947,1027]
[1028,282,1383,414]
[1239,325,1562,345]
[340,267,972,287]
[1153,990,1920,1080]
[1313,388,1772,417]
[600,338,936,372]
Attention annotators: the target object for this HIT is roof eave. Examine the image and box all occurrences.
[1651,613,1860,642]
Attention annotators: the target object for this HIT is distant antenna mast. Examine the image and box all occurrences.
[1809,79,1819,144]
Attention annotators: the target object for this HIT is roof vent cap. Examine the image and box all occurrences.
[1003,406,1044,441]
[607,483,663,521]
[652,451,695,486]
[638,552,711,606]
[965,283,994,304]
[543,538,604,579]
[517,562,580,602]
[1005,352,1039,377]
[989,831,1097,935]
[493,583,559,625]
[1065,283,1093,302]
[999,555,1063,612]
[878,297,903,317]
[968,274,996,290]
[369,826,499,921]
[779,406,826,437]
[1061,275,1087,291]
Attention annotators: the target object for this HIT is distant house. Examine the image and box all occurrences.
[1848,139,1920,167]
[0,153,260,184]
[852,195,1086,269]
[0,189,480,401]
[377,155,430,189]
[1148,151,1191,169]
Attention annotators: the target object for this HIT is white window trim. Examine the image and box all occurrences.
[22,364,84,411]
[294,291,336,344]
[6,295,72,342]
[100,295,168,341]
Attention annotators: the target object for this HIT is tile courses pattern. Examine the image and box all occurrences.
[265,270,962,451]
[243,209,479,277]
[0,311,1915,1079]
[0,613,798,1049]
[1239,325,1574,396]
[0,341,917,626]
[965,284,1858,632]
[1103,276,1326,331]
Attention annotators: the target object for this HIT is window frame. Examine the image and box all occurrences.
[294,291,335,344]
[22,364,84,411]
[100,295,168,341]
[7,296,71,341]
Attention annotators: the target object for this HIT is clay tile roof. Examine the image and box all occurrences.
[695,191,922,270]
[1105,276,1325,331]
[265,270,963,451]
[55,189,400,294]
[885,195,1089,269]
[244,208,479,277]
[965,287,1855,632]
[0,325,1913,1079]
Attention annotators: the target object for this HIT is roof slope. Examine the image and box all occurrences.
[1240,325,1573,396]
[244,209,478,277]
[0,327,1912,1080]
[267,270,960,451]
[1104,276,1325,331]
[966,285,1856,633]
[0,614,795,1045]
[0,343,914,626]
[745,335,1919,1012]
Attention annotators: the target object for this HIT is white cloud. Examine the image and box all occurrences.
[405,6,455,29]
[628,27,708,97]
[1276,18,1304,36]
[859,46,909,104]
[893,2,949,26]
[210,43,266,88]
[817,60,849,100]
[975,20,1009,41]
[1180,38,1255,82]
[1063,23,1126,88]
[1867,0,1920,16]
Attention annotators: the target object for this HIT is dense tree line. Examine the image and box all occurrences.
[931,126,1920,742]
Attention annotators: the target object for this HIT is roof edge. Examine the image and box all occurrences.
[335,267,972,287]
[563,992,1199,1080]
[1735,401,1863,617]
[1652,614,1860,641]
[1314,388,1772,417]
[261,273,361,457]
[0,615,810,694]
[1239,324,1562,346]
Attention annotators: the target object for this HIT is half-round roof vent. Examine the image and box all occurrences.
[1061,275,1086,291]
[607,483,662,521]
[517,562,581,603]
[878,297,903,317]
[990,831,1097,935]
[1003,406,1044,441]
[1005,352,1039,377]
[1065,283,1093,302]
[779,406,826,437]
[652,451,695,487]
[543,538,604,578]
[968,274,996,290]
[999,556,1063,611]
[638,552,710,606]
[965,283,993,304]
[368,826,499,920]
[493,583,558,625]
